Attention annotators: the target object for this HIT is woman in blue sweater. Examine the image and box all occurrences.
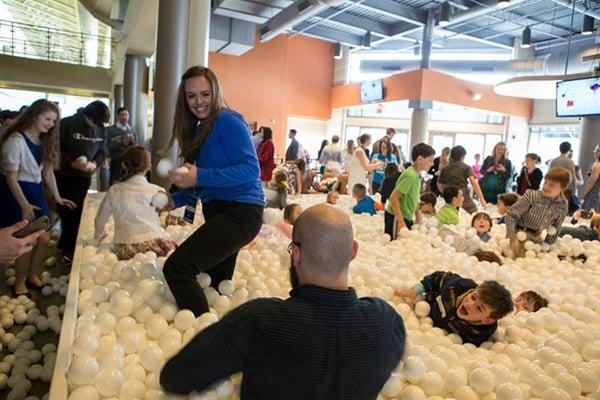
[164,66,264,316]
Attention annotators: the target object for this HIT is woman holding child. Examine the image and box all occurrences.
[163,66,264,316]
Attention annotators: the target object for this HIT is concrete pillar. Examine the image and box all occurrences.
[410,108,431,149]
[151,0,189,186]
[579,117,600,177]
[186,0,211,68]
[124,54,149,145]
[113,84,123,122]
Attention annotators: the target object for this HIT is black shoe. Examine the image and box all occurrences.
[25,279,43,290]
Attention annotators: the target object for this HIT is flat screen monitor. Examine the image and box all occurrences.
[556,76,600,117]
[360,79,383,103]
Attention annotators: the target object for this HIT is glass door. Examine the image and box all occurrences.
[430,133,454,156]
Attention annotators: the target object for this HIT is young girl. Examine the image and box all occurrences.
[95,146,177,260]
[265,170,288,210]
[471,212,493,242]
[436,186,464,225]
[0,99,76,296]
[275,203,303,239]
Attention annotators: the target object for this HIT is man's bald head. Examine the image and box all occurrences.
[292,204,354,274]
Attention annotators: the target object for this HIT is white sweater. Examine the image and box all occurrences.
[95,175,165,244]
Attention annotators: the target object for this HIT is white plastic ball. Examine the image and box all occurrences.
[414,301,430,318]
[174,310,196,332]
[68,356,99,386]
[156,159,174,178]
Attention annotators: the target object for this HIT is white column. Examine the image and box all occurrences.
[152,0,190,187]
[187,0,211,68]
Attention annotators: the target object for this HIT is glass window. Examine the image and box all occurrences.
[455,133,485,164]
[430,133,454,156]
[528,125,580,168]
[484,134,504,159]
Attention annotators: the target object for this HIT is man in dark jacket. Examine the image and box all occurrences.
[56,101,109,261]
[161,204,406,399]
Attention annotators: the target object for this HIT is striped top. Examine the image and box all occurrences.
[505,189,568,244]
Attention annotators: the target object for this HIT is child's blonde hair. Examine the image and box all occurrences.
[273,170,288,192]
[122,146,151,180]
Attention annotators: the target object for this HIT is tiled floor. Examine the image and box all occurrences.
[0,241,70,398]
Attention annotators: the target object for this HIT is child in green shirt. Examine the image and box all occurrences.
[385,143,435,239]
[437,186,464,225]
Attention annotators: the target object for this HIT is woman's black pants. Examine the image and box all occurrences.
[163,200,263,316]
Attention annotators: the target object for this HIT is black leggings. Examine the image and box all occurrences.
[163,200,263,316]
[56,174,91,252]
[384,211,413,240]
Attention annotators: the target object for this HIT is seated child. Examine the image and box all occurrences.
[418,192,437,218]
[496,193,519,224]
[95,147,177,260]
[276,203,303,238]
[506,168,570,257]
[472,212,493,242]
[514,290,549,312]
[326,190,339,205]
[395,271,513,346]
[436,186,464,225]
[379,163,401,205]
[352,184,376,216]
[265,170,288,210]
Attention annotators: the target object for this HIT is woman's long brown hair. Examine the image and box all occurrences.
[1,99,60,167]
[166,66,226,163]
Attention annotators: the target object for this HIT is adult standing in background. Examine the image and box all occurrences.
[56,100,109,262]
[516,153,543,195]
[285,129,302,161]
[257,127,275,185]
[371,140,398,194]
[347,134,383,193]
[319,135,343,174]
[428,147,450,196]
[550,142,578,213]
[372,128,401,162]
[164,66,263,316]
[581,150,600,211]
[480,142,512,204]
[317,139,329,163]
[105,107,136,185]
[251,129,263,152]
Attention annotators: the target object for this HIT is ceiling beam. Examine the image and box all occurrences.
[548,0,600,20]
[349,0,427,25]
[297,8,392,37]
[294,25,364,47]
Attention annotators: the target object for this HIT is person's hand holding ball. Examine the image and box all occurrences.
[156,158,196,188]
[169,163,196,188]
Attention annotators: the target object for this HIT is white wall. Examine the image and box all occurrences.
[506,116,529,170]
[531,99,580,125]
[287,116,329,160]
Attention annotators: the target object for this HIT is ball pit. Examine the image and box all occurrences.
[32,193,600,400]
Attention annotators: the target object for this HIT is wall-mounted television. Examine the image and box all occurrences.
[360,79,384,103]
[556,76,600,117]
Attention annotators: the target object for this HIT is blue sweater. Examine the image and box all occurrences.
[353,196,377,216]
[172,109,264,208]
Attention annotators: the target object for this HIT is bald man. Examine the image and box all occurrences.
[161,204,406,399]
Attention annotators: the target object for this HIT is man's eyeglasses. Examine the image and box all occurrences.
[287,241,301,254]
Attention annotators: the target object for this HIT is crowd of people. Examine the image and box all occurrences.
[1,66,598,399]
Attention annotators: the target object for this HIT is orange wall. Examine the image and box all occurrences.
[209,35,333,153]
[331,69,533,118]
